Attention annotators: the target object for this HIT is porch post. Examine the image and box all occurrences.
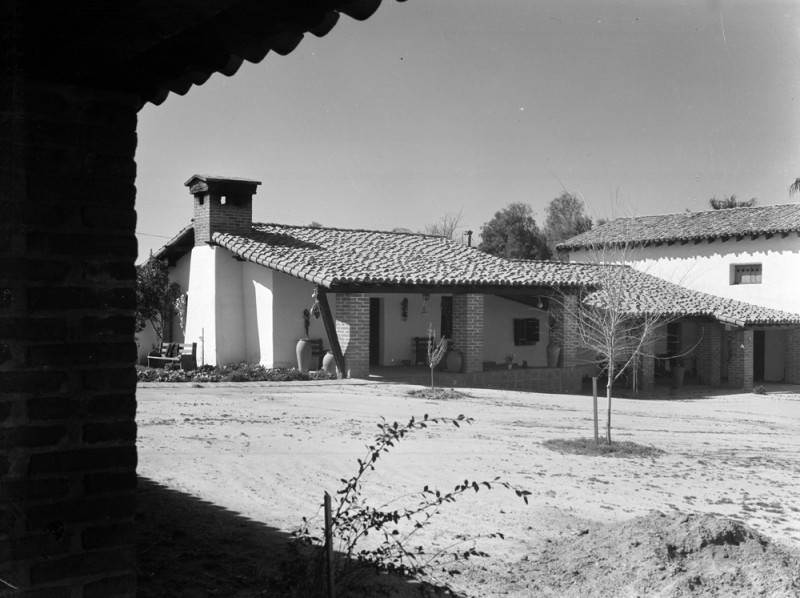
[452,294,483,373]
[726,328,753,389]
[335,293,369,378]
[785,328,800,384]
[315,288,345,378]
[560,293,579,368]
[698,323,722,386]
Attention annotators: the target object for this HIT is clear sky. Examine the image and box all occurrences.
[135,0,800,260]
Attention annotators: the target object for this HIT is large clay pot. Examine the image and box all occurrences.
[322,351,337,376]
[296,338,312,372]
[445,349,463,373]
[547,344,561,368]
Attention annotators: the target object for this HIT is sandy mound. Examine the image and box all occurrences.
[516,511,800,597]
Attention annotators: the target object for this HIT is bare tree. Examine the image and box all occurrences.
[556,242,665,444]
[423,210,463,240]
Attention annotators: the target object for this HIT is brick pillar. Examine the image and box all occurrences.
[1,78,138,595]
[726,329,754,389]
[560,294,579,368]
[335,294,370,378]
[452,294,483,373]
[785,328,800,384]
[640,353,655,392]
[697,324,722,386]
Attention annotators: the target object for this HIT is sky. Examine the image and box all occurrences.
[135,0,800,260]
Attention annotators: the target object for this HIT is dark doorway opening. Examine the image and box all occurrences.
[441,296,453,340]
[667,322,681,358]
[369,298,380,366]
[753,330,765,382]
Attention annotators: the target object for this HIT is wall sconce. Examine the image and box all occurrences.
[400,297,408,321]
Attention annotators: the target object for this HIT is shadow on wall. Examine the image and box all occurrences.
[136,477,460,597]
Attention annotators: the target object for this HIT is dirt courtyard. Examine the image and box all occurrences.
[135,380,800,596]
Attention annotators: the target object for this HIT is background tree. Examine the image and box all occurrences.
[709,195,757,210]
[544,192,593,257]
[136,256,182,346]
[790,178,800,196]
[423,210,463,240]
[479,202,550,259]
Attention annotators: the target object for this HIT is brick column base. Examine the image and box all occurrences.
[335,294,370,378]
[452,294,483,373]
[785,328,800,384]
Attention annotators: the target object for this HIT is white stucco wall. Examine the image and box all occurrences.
[569,235,800,313]
[184,245,217,366]
[270,272,329,368]
[376,294,443,366]
[182,245,247,366]
[241,263,274,365]
[483,295,548,366]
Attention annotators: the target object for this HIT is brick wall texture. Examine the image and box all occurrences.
[452,294,484,373]
[559,294,580,368]
[726,329,753,389]
[785,328,800,384]
[0,77,139,596]
[697,323,722,386]
[192,193,253,245]
[335,294,370,378]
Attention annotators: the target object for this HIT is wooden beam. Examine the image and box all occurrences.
[316,287,345,378]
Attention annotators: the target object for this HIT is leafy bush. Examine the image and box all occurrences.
[136,363,310,383]
[280,414,531,595]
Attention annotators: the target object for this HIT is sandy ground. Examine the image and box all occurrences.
[135,381,800,596]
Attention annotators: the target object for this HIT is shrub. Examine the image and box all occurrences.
[283,414,531,595]
[136,364,311,383]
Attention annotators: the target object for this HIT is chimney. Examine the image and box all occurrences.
[185,174,261,245]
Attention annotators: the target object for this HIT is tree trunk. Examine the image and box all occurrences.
[430,366,434,391]
[606,364,613,444]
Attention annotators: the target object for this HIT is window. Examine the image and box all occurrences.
[513,318,539,345]
[731,264,762,285]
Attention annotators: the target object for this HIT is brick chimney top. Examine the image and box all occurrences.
[186,174,262,245]
[184,174,261,196]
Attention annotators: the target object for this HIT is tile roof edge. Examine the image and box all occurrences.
[251,221,459,239]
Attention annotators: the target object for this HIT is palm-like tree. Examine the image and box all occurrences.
[790,178,800,196]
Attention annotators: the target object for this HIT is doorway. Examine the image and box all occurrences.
[753,330,765,382]
[369,298,381,366]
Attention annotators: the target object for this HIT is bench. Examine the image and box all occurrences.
[147,342,197,370]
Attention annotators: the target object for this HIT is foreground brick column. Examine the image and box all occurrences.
[0,78,139,596]
[697,324,722,386]
[785,328,800,384]
[452,294,483,373]
[726,329,753,389]
[335,294,370,378]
